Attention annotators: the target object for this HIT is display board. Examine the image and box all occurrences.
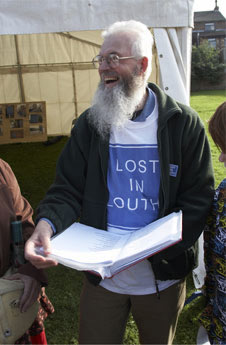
[0,101,47,144]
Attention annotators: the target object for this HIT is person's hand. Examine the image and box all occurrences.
[25,220,58,269]
[5,273,40,312]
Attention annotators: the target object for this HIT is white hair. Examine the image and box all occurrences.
[102,20,154,82]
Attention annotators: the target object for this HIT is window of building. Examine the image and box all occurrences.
[208,38,217,48]
[205,23,215,31]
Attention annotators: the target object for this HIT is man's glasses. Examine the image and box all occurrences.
[92,53,136,69]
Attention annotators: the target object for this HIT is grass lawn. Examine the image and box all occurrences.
[0,89,225,344]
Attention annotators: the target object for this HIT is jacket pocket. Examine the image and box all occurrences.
[151,247,196,280]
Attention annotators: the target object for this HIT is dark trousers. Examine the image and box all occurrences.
[79,278,186,344]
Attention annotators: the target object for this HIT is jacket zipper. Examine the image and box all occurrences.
[155,279,160,299]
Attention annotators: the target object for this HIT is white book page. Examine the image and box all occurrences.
[47,254,109,278]
[117,211,182,263]
[36,211,182,278]
[47,222,129,266]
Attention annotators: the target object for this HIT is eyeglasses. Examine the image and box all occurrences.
[92,53,136,69]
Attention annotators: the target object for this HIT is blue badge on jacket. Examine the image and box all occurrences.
[169,164,178,177]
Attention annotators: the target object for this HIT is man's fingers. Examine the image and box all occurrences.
[30,260,58,269]
[26,249,58,269]
[41,235,52,255]
[25,238,57,268]
[24,238,41,261]
[30,255,58,268]
[24,219,55,268]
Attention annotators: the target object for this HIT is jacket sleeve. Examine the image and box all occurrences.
[151,109,215,279]
[36,112,91,233]
[2,160,47,284]
[4,160,34,241]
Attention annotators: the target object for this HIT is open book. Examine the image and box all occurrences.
[37,211,182,279]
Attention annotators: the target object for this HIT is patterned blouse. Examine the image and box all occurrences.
[199,178,226,344]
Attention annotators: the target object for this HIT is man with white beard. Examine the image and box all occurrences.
[88,57,146,138]
[25,20,214,344]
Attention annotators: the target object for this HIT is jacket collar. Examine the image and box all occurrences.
[148,83,183,127]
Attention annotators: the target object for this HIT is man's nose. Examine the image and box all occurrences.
[99,59,111,71]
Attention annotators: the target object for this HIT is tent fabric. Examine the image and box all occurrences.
[0,30,161,135]
[0,27,192,135]
[0,0,195,134]
[154,27,192,106]
[0,31,102,135]
[1,0,195,35]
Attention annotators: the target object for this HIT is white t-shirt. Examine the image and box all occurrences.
[100,92,178,295]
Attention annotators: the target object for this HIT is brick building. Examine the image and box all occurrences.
[191,5,226,91]
[192,8,226,50]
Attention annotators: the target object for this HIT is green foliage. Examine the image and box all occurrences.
[0,90,225,344]
[191,43,225,83]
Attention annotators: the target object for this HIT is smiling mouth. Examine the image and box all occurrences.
[104,76,119,85]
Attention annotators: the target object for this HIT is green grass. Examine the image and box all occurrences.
[190,90,225,187]
[0,89,225,344]
[0,138,68,212]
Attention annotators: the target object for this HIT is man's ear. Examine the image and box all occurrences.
[141,57,148,73]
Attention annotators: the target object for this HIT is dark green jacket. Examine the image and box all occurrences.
[36,83,214,284]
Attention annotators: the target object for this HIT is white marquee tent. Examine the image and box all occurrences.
[0,0,195,136]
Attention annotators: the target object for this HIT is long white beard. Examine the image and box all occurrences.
[87,74,146,139]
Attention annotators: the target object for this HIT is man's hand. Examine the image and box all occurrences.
[25,220,58,269]
[6,273,41,312]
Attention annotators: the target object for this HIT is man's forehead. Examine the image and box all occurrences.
[100,33,132,56]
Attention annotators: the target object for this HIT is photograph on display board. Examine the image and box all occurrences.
[17,104,27,117]
[29,103,43,113]
[6,105,14,118]
[30,125,44,135]
[29,114,43,123]
[10,129,24,139]
[10,119,23,128]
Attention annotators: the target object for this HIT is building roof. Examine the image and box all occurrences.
[194,10,225,22]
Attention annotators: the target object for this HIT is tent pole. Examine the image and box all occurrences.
[14,35,25,103]
[71,63,78,119]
